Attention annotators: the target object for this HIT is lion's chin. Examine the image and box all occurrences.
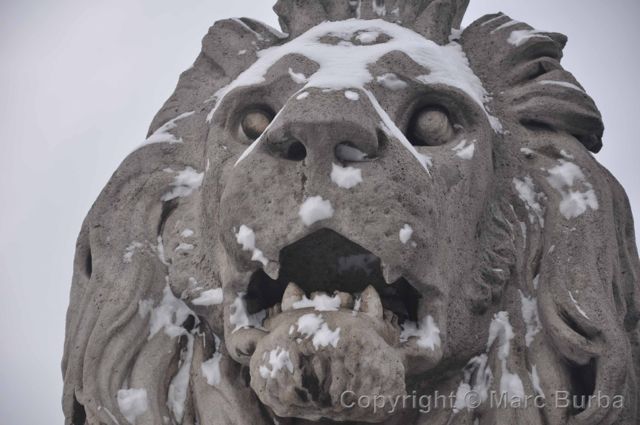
[249,309,406,422]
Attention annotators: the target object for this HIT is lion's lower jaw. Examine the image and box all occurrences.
[246,309,443,423]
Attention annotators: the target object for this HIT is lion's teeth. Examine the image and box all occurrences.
[336,291,354,309]
[264,261,280,280]
[282,282,304,311]
[382,263,401,284]
[360,285,383,319]
[384,309,399,326]
[267,303,282,317]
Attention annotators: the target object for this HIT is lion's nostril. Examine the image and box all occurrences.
[286,141,307,161]
[268,138,307,161]
[335,142,369,162]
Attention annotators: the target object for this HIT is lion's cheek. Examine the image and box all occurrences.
[249,312,406,422]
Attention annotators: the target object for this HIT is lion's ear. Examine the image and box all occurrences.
[460,13,604,152]
[148,18,287,136]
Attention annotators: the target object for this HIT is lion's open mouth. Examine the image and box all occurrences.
[222,229,446,422]
[243,229,422,329]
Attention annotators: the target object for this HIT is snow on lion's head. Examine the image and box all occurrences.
[63,1,640,424]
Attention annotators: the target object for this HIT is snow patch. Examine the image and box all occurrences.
[352,296,361,314]
[400,315,441,350]
[296,91,309,100]
[288,67,308,84]
[513,176,545,226]
[331,163,363,189]
[453,383,473,413]
[161,167,204,201]
[201,352,222,386]
[399,224,413,244]
[449,28,463,42]
[312,323,341,349]
[530,365,545,397]
[293,313,341,349]
[491,20,521,33]
[560,149,574,160]
[234,224,268,266]
[417,153,433,169]
[167,334,194,423]
[481,14,508,27]
[180,228,194,238]
[148,284,196,339]
[296,313,325,337]
[539,80,585,93]
[351,0,362,18]
[299,196,334,226]
[259,347,294,379]
[292,293,342,311]
[231,17,265,41]
[519,290,542,347]
[568,291,590,319]
[192,288,224,306]
[546,160,598,219]
[145,111,194,145]
[487,312,524,404]
[508,29,551,47]
[344,90,360,100]
[452,139,475,159]
[175,242,194,252]
[372,2,386,17]
[501,371,526,404]
[453,354,493,412]
[155,236,168,265]
[123,241,144,263]
[376,72,408,90]
[520,147,535,156]
[229,293,266,332]
[487,312,513,360]
[117,388,148,424]
[355,30,380,44]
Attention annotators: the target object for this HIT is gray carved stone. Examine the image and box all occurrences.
[62,1,640,424]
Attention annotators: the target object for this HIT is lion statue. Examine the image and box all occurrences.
[62,1,640,424]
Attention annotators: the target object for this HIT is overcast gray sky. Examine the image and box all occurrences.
[1,1,638,423]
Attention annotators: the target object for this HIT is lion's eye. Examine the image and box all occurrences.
[407,107,455,146]
[241,109,273,140]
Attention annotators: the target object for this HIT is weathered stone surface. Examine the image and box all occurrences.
[63,1,640,424]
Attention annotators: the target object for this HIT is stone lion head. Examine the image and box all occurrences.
[62,1,640,424]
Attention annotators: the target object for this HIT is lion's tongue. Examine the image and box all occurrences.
[249,310,406,422]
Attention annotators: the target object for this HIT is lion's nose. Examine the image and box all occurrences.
[260,91,379,164]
